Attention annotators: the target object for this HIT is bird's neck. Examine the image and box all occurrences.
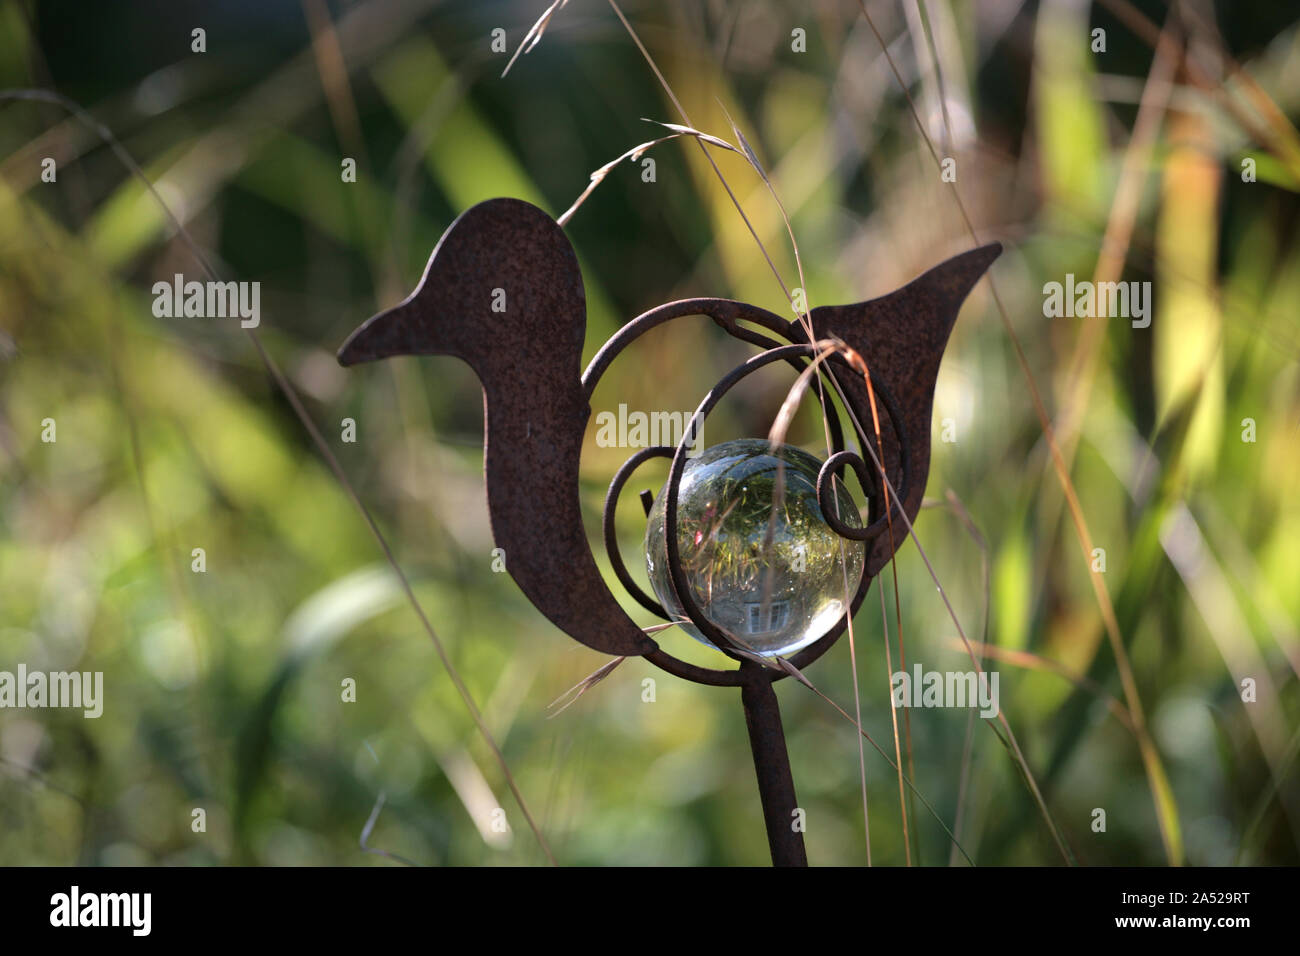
[476,373,653,657]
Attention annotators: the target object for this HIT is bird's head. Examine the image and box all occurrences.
[338,198,587,389]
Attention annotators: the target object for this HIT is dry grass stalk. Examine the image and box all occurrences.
[501,0,570,79]
[557,121,743,227]
[547,655,626,718]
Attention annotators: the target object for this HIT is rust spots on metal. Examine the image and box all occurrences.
[337,192,999,678]
[338,196,999,866]
[339,198,655,658]
[804,244,1001,576]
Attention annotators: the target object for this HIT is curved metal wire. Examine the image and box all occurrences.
[582,296,847,455]
[602,445,674,619]
[588,300,911,687]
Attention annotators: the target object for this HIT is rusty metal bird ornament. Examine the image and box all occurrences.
[339,197,999,865]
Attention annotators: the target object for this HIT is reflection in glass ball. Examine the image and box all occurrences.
[644,439,866,657]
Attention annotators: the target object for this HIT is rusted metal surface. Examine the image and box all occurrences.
[602,444,674,619]
[338,196,1000,866]
[338,198,655,657]
[805,246,1002,575]
[739,661,807,866]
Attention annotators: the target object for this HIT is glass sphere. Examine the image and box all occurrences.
[644,439,866,657]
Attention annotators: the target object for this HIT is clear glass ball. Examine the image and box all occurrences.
[644,439,865,657]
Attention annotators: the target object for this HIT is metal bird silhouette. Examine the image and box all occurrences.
[338,196,999,864]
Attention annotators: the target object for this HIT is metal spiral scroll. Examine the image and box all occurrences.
[583,297,913,688]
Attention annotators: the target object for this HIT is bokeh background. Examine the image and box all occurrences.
[1,0,1297,866]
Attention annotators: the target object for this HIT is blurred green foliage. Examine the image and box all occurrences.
[1,0,1298,866]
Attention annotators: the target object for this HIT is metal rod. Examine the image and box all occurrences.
[739,663,808,867]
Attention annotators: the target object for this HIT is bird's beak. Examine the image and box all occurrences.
[337,297,430,367]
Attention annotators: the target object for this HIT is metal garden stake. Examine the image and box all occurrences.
[338,197,999,866]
